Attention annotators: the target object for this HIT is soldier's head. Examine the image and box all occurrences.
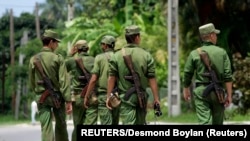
[199,23,220,44]
[42,29,61,51]
[125,25,140,44]
[74,40,89,52]
[100,35,116,52]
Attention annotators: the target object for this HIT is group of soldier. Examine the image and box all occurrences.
[28,22,235,141]
[28,25,161,141]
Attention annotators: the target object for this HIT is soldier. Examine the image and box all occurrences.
[84,35,120,125]
[65,40,97,141]
[183,23,233,125]
[106,25,161,125]
[28,29,72,141]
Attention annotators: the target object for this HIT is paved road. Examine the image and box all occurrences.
[0,122,73,141]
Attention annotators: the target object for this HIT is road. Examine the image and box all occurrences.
[0,122,73,141]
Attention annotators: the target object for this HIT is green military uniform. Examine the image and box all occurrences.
[109,41,156,124]
[91,35,119,125]
[65,40,97,141]
[29,30,70,141]
[183,23,233,125]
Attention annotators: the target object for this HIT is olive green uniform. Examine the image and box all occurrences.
[91,48,119,125]
[109,44,156,125]
[29,48,70,141]
[183,42,233,124]
[65,52,97,141]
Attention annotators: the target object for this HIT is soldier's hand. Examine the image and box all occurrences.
[224,95,232,107]
[83,96,89,109]
[66,102,72,114]
[153,99,160,106]
[106,98,112,110]
[69,46,77,56]
[183,87,191,101]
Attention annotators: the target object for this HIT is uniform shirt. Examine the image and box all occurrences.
[91,48,114,94]
[183,42,233,87]
[109,43,156,94]
[65,52,94,92]
[29,47,71,102]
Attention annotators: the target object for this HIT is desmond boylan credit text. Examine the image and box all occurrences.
[77,125,248,138]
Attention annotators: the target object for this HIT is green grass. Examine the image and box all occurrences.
[0,114,30,125]
[147,108,198,123]
[224,109,250,122]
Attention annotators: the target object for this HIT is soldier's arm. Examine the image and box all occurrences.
[183,87,191,101]
[106,76,117,109]
[149,78,160,105]
[224,81,232,107]
[84,74,98,108]
[28,57,36,92]
[223,50,233,107]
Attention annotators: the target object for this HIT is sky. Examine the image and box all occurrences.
[0,0,46,17]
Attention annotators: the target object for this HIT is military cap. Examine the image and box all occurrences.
[74,40,89,49]
[101,35,116,45]
[199,23,220,35]
[125,25,140,35]
[43,30,61,42]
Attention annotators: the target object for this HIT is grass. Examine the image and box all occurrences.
[147,108,198,123]
[0,114,30,125]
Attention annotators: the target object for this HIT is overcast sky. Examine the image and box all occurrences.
[0,0,45,17]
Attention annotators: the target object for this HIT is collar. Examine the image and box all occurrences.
[104,48,114,52]
[124,43,138,48]
[41,47,53,52]
[202,42,214,46]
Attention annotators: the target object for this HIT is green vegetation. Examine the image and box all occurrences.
[147,109,198,124]
[0,115,30,125]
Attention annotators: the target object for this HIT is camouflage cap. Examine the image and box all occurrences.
[125,25,140,35]
[101,35,116,45]
[199,23,220,35]
[43,30,61,42]
[74,40,89,49]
